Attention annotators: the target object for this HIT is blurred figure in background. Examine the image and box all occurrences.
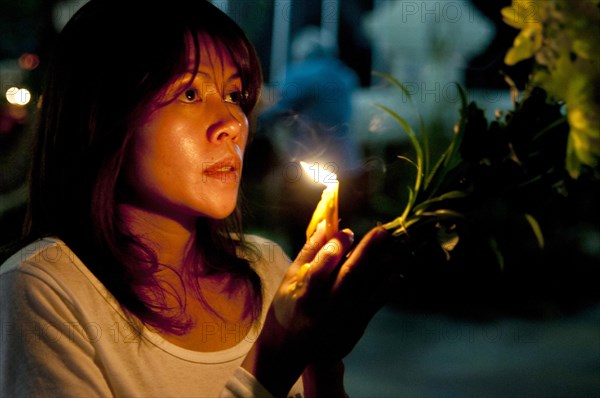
[255,26,365,253]
[260,25,361,172]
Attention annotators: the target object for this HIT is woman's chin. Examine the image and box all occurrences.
[198,204,237,221]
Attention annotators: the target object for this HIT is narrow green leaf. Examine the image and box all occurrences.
[372,71,412,99]
[524,213,545,249]
[417,209,464,219]
[397,155,418,171]
[531,116,567,142]
[373,103,424,209]
[456,83,468,110]
[399,187,415,223]
[413,190,468,213]
[424,144,450,189]
[374,70,430,177]
[566,134,582,179]
[489,237,505,271]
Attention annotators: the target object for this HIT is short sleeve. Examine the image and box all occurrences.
[0,266,112,397]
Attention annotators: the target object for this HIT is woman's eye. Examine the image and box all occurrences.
[225,90,246,105]
[179,88,200,103]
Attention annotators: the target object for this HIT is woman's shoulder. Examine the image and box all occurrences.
[240,234,291,285]
[1,237,78,278]
[242,234,291,265]
[0,237,115,309]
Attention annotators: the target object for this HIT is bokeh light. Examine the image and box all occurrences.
[5,87,31,106]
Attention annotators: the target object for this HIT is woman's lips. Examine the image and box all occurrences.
[202,159,241,182]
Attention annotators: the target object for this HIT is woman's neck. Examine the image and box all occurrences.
[117,202,197,271]
[117,203,255,351]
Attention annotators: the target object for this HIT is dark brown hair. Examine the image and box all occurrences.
[24,0,264,334]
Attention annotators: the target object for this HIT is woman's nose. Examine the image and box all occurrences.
[206,97,246,143]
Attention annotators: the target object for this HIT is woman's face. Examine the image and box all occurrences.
[124,37,249,223]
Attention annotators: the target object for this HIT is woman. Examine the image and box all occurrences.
[0,1,396,397]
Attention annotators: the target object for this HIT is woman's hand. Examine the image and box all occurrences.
[272,224,391,359]
[242,223,398,397]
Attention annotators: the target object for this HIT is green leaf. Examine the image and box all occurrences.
[524,213,544,249]
[373,70,431,176]
[396,155,418,171]
[372,71,413,99]
[413,190,469,214]
[566,133,582,179]
[422,88,468,197]
[416,209,464,219]
[488,237,505,271]
[373,103,424,211]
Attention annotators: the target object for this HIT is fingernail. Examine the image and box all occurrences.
[343,228,355,243]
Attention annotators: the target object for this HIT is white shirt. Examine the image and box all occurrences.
[0,236,303,398]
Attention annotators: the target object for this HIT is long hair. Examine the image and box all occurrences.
[24,0,264,334]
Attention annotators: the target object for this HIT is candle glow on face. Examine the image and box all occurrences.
[301,161,339,240]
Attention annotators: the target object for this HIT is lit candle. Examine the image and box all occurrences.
[300,161,339,241]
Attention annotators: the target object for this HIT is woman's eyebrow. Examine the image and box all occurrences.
[225,72,241,83]
[179,70,241,83]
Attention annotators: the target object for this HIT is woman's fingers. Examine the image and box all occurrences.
[274,226,354,331]
[293,220,327,266]
[332,226,391,297]
[303,229,354,300]
[332,226,409,328]
[287,229,354,303]
[269,225,407,366]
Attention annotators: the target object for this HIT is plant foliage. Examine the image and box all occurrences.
[376,0,599,272]
[503,0,600,178]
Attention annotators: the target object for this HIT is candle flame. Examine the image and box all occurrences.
[300,161,338,187]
